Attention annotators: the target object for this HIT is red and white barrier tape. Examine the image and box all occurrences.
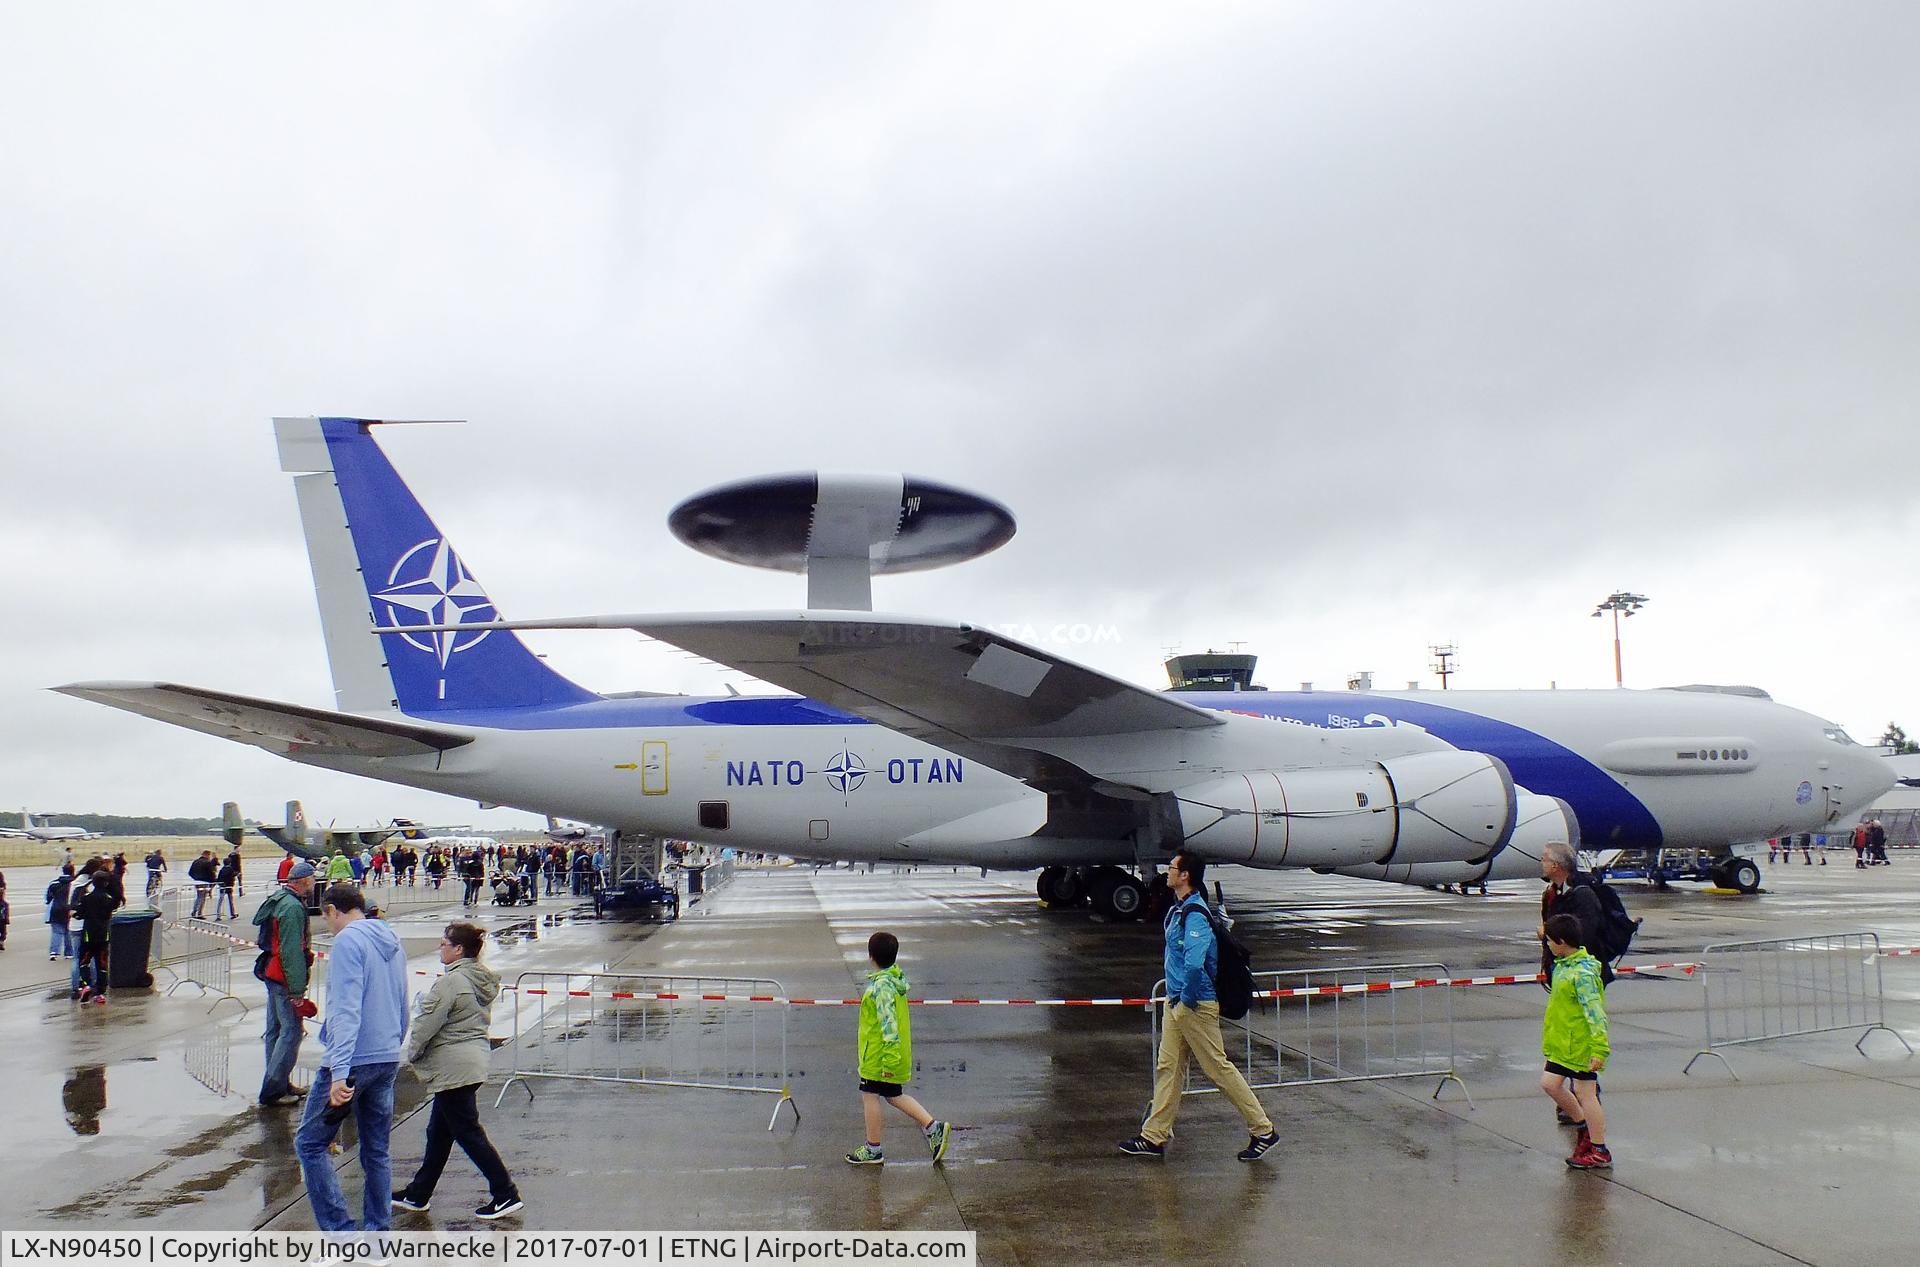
[157,916,1909,1007]
[511,962,1708,1007]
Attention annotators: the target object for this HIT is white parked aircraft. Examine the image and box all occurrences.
[0,810,101,842]
[57,419,1896,920]
[391,818,499,852]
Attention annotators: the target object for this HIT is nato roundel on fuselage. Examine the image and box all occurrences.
[667,472,1017,574]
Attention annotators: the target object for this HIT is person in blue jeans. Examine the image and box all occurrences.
[295,883,410,1232]
[46,866,75,960]
[255,863,318,1106]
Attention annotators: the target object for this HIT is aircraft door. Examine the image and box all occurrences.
[641,741,669,796]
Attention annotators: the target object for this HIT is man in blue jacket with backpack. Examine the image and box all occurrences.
[1120,852,1280,1161]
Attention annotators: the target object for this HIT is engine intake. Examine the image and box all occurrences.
[1174,750,1517,868]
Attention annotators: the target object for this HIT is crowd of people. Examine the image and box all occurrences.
[22,853,132,1002]
[1767,820,1897,868]
[292,841,609,909]
[246,867,525,1227]
[45,823,1839,1222]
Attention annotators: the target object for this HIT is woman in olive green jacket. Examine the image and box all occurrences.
[392,924,523,1220]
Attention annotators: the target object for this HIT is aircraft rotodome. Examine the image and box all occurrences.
[58,419,1895,920]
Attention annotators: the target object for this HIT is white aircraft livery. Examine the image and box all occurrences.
[58,418,1895,919]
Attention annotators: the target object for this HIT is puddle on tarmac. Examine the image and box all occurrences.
[11,1046,256,1151]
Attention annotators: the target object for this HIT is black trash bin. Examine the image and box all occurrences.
[108,909,160,990]
[684,865,707,895]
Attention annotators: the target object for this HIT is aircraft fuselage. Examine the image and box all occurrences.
[290,685,1891,869]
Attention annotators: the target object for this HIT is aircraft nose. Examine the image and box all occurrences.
[1852,749,1898,802]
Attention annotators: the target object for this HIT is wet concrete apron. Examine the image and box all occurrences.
[2,863,1917,1265]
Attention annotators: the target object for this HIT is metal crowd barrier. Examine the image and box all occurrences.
[496,971,799,1129]
[160,917,249,1016]
[1150,962,1471,1107]
[1684,931,1914,1078]
[362,878,465,913]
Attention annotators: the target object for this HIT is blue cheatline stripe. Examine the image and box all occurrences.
[1177,691,1663,849]
[428,695,874,730]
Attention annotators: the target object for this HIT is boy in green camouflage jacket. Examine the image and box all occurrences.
[1541,912,1612,1170]
[846,931,952,1166]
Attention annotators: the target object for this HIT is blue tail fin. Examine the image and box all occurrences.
[275,417,600,715]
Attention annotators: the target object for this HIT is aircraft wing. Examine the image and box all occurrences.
[386,611,1219,789]
[53,682,475,758]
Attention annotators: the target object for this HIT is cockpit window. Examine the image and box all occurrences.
[1822,727,1857,746]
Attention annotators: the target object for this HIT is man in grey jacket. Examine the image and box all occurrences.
[295,884,409,1232]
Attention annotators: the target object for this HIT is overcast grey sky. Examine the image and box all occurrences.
[3,2,1916,826]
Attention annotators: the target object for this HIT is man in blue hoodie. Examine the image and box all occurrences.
[296,883,410,1232]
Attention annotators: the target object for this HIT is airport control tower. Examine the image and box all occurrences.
[1164,650,1263,693]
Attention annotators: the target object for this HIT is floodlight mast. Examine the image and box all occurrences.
[1590,591,1649,687]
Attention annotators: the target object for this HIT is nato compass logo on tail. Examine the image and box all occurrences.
[375,538,497,699]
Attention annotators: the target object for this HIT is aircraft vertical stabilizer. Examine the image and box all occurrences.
[274,418,600,716]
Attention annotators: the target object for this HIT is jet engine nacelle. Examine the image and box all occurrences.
[1175,750,1517,869]
[1330,790,1579,886]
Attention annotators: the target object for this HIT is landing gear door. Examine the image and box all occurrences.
[641,741,669,796]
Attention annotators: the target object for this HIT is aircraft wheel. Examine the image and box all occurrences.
[1037,866,1065,905]
[1090,867,1147,921]
[1725,858,1762,893]
[1144,873,1174,921]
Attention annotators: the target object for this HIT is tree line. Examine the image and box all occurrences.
[16,813,229,836]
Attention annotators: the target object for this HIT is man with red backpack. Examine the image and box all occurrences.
[254,861,317,1107]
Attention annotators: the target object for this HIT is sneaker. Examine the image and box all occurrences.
[844,1145,885,1166]
[925,1120,952,1163]
[391,1194,430,1213]
[1117,1135,1166,1158]
[74,987,90,1003]
[1567,1143,1612,1170]
[93,994,108,1006]
[1237,1131,1280,1162]
[474,1196,523,1220]
[1555,1108,1580,1126]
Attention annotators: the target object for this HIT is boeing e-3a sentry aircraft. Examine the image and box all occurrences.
[0,810,102,842]
[57,419,1895,920]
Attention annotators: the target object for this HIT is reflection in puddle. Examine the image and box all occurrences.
[185,1031,233,1097]
[63,1066,107,1136]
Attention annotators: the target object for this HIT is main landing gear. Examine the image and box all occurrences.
[1038,865,1154,921]
[1711,856,1763,894]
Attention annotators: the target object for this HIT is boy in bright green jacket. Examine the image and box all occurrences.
[846,931,952,1166]
[1541,912,1612,1170]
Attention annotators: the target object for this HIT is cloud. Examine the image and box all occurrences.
[2,1,1915,817]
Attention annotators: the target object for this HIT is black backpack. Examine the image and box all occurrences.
[1179,900,1255,1021]
[1580,873,1643,966]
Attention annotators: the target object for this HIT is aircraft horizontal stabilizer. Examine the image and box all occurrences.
[52,682,474,758]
